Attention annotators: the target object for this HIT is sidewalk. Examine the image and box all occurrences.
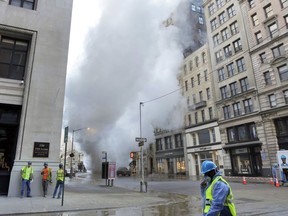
[0,179,185,215]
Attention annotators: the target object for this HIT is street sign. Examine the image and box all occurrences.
[64,126,69,143]
[138,141,144,147]
[135,137,147,142]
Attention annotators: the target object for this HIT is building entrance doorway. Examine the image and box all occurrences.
[0,104,21,195]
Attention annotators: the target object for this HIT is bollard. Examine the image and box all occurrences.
[144,181,148,192]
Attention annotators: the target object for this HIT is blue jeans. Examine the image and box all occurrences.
[53,180,63,198]
[20,179,31,197]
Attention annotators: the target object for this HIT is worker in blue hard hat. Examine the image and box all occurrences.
[200,160,236,216]
[272,163,279,186]
[280,155,288,182]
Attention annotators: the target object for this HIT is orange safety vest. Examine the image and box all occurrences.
[42,167,51,180]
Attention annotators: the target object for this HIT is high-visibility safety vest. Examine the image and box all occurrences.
[56,169,64,182]
[204,176,236,216]
[21,166,33,180]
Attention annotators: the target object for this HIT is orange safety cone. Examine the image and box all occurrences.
[269,177,274,185]
[275,178,280,187]
[242,176,247,185]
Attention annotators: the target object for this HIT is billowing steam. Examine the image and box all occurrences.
[64,0,192,171]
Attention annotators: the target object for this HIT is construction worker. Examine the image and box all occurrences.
[53,163,64,199]
[272,163,279,186]
[41,162,52,197]
[20,161,34,198]
[200,160,236,216]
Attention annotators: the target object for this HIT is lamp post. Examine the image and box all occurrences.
[139,102,145,192]
[70,128,87,178]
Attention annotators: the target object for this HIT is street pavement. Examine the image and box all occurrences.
[0,174,287,215]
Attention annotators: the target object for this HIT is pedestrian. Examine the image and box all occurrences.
[20,161,34,198]
[53,163,64,199]
[41,162,52,197]
[200,160,236,216]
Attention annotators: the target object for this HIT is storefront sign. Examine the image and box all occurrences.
[33,142,49,158]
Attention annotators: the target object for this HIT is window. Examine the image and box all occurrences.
[264,4,273,18]
[268,22,278,38]
[204,70,208,81]
[201,110,205,122]
[280,0,288,8]
[191,4,196,11]
[220,86,228,99]
[9,0,36,10]
[272,44,284,58]
[216,0,224,8]
[227,63,235,77]
[248,0,255,8]
[243,98,253,113]
[197,6,202,13]
[209,107,213,120]
[164,136,172,150]
[268,94,277,108]
[192,133,197,145]
[221,28,230,41]
[285,15,288,28]
[193,94,196,103]
[219,12,226,24]
[199,91,203,101]
[233,102,241,117]
[156,139,162,151]
[198,129,210,145]
[191,77,194,88]
[233,39,242,52]
[218,68,225,81]
[183,64,187,74]
[255,31,262,44]
[230,22,238,35]
[283,90,288,104]
[0,37,29,80]
[188,114,192,125]
[240,77,249,92]
[264,71,272,85]
[251,14,259,26]
[211,128,216,142]
[211,18,218,31]
[195,57,199,67]
[208,4,216,16]
[236,58,246,72]
[215,50,223,63]
[199,16,204,25]
[175,134,183,148]
[195,112,198,124]
[223,106,230,119]
[227,5,236,18]
[213,34,220,46]
[206,88,211,100]
[278,64,288,81]
[197,74,200,85]
[227,123,257,143]
[185,80,188,91]
[224,45,232,57]
[189,60,193,70]
[230,82,238,96]
[187,97,190,105]
[259,52,267,63]
[202,53,206,63]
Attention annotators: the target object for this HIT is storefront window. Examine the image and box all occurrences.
[227,122,258,143]
[176,157,185,175]
[157,159,164,173]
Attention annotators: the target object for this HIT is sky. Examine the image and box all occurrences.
[64,0,192,171]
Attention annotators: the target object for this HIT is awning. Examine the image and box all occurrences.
[223,141,262,150]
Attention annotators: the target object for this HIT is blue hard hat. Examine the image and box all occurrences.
[44,162,48,166]
[281,155,286,159]
[28,161,32,164]
[201,160,217,174]
[59,163,63,167]
[273,163,278,168]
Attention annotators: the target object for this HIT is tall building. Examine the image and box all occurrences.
[239,0,288,174]
[0,0,73,196]
[203,0,263,176]
[179,44,224,176]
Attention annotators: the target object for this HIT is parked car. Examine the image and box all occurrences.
[117,167,131,177]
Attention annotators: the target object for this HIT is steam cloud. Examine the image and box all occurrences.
[64,0,192,171]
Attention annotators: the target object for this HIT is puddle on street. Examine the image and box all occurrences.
[20,196,202,216]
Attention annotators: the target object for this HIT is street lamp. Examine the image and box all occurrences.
[139,102,145,192]
[70,127,88,178]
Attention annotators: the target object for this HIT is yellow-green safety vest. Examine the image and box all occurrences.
[56,169,64,181]
[204,176,237,216]
[21,166,33,180]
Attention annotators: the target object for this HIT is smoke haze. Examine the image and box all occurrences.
[65,0,192,170]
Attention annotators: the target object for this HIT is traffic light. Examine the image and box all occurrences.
[130,152,136,159]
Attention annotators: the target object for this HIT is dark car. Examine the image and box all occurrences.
[117,167,131,177]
